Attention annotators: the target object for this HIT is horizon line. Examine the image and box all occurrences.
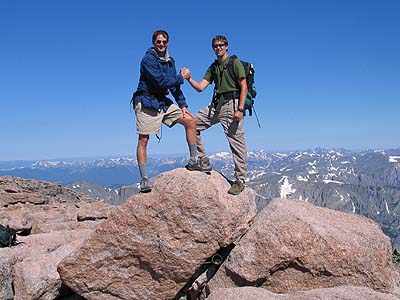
[1,147,400,163]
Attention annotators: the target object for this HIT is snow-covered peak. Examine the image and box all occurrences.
[209,152,231,160]
[32,161,68,168]
[248,150,270,160]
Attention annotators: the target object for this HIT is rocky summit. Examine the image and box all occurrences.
[0,176,114,300]
[0,176,112,234]
[58,169,257,300]
[2,148,400,249]
[1,171,400,300]
[210,198,395,293]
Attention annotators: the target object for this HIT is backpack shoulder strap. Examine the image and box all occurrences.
[208,59,219,78]
[208,60,219,95]
[225,55,238,83]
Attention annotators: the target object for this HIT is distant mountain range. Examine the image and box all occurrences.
[1,148,400,247]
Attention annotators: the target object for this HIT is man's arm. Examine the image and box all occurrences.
[187,77,210,92]
[181,68,210,92]
[233,77,248,122]
[238,77,248,110]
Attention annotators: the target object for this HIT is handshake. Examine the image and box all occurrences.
[180,67,191,80]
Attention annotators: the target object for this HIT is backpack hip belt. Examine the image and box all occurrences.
[215,91,238,100]
[212,91,239,110]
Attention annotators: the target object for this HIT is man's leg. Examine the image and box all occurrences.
[226,127,247,183]
[219,101,247,195]
[137,134,152,193]
[134,99,163,192]
[175,112,198,163]
[163,104,211,171]
[137,134,149,174]
[194,106,218,171]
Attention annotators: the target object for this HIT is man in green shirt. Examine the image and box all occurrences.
[184,35,248,195]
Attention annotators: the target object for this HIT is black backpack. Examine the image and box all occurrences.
[211,55,260,127]
[0,224,17,247]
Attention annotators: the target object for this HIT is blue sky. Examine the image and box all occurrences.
[1,0,399,161]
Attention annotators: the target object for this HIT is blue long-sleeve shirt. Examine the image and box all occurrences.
[135,48,187,112]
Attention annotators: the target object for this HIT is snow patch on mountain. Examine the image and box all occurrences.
[210,152,231,160]
[385,200,390,214]
[298,195,309,202]
[336,190,345,201]
[294,153,303,160]
[308,160,317,166]
[389,156,400,163]
[296,175,308,182]
[248,150,269,159]
[273,153,289,159]
[280,165,290,172]
[323,179,344,185]
[375,149,386,155]
[279,176,296,198]
[308,169,318,175]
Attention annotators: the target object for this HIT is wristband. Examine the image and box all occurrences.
[238,108,244,113]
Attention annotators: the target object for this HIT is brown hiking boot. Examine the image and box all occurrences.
[199,157,212,172]
[185,157,212,173]
[185,159,202,171]
[139,178,152,193]
[228,180,245,195]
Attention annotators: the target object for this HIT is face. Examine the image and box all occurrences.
[153,34,169,55]
[212,40,228,58]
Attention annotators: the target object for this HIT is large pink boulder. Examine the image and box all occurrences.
[58,169,257,300]
[212,198,395,293]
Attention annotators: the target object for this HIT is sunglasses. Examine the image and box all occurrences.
[213,43,226,49]
[156,40,168,45]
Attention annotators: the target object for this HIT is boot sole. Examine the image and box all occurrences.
[140,187,152,193]
[186,167,212,174]
[228,187,245,195]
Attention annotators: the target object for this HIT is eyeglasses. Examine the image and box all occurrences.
[156,40,168,45]
[213,43,226,49]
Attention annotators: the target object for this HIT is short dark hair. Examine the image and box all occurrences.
[152,30,169,43]
[212,35,228,46]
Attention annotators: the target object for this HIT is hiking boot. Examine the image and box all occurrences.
[139,178,152,193]
[228,180,245,195]
[185,158,212,173]
[199,157,212,172]
[185,159,202,171]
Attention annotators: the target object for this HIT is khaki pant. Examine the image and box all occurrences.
[195,99,247,182]
[135,100,183,135]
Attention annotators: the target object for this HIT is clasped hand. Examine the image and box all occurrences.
[180,67,191,80]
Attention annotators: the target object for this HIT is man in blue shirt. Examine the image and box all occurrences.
[132,30,205,193]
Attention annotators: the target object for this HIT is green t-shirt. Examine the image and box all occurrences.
[203,56,246,95]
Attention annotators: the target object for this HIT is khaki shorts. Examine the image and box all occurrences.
[135,100,183,135]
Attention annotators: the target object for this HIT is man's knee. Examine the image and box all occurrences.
[138,135,149,147]
[180,116,196,130]
[188,116,196,129]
